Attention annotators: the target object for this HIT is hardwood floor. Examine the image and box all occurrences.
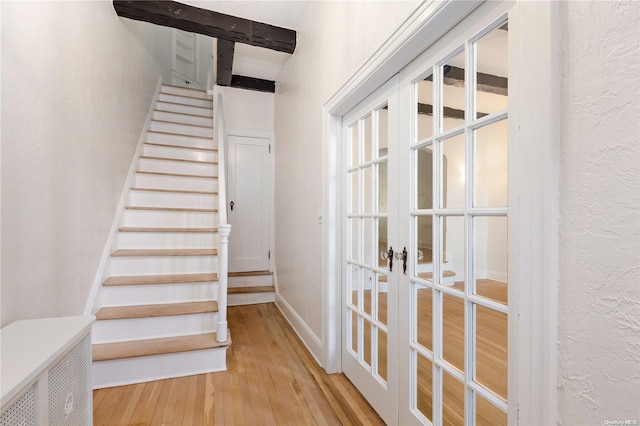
[93,303,384,426]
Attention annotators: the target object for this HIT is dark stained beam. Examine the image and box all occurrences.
[113,1,296,54]
[425,66,508,96]
[216,39,234,86]
[230,75,275,93]
[417,103,488,120]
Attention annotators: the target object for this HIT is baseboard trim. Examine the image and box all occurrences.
[274,294,322,365]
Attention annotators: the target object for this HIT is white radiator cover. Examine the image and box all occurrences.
[0,316,95,426]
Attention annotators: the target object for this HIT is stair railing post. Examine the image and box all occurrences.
[217,224,231,342]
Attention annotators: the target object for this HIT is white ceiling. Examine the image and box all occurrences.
[179,0,307,82]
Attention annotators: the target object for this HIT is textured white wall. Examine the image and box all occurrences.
[1,1,164,326]
[274,1,419,348]
[558,1,640,422]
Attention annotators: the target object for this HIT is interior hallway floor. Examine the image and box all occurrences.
[93,303,384,425]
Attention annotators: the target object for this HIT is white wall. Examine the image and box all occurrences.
[558,1,640,422]
[1,1,166,326]
[123,19,174,84]
[274,1,419,357]
[224,87,274,132]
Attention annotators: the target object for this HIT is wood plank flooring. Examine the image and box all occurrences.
[93,303,384,425]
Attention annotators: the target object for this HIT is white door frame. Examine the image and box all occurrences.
[227,127,275,273]
[321,1,561,424]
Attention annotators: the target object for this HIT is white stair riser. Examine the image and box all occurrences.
[139,158,218,176]
[228,292,275,306]
[228,275,274,288]
[129,191,218,209]
[158,93,213,108]
[117,231,218,249]
[155,101,211,118]
[134,173,218,192]
[152,110,213,127]
[92,313,218,344]
[101,282,219,306]
[122,210,217,228]
[143,144,217,163]
[110,256,218,275]
[150,121,213,139]
[147,132,213,150]
[92,347,228,389]
[160,86,211,100]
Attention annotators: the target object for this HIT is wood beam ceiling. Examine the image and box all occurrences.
[216,39,234,87]
[425,66,508,96]
[230,75,276,93]
[113,1,296,54]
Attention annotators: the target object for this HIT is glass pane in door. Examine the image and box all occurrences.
[476,25,508,118]
[440,133,466,210]
[442,50,466,132]
[416,353,433,422]
[417,70,434,141]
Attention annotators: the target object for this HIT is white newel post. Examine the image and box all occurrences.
[217,224,231,342]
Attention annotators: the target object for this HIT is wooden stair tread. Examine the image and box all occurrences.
[228,270,273,278]
[148,130,212,140]
[161,84,211,94]
[140,155,217,165]
[96,301,218,321]
[151,119,212,129]
[125,206,218,212]
[119,227,217,233]
[155,100,212,112]
[136,170,217,179]
[159,90,213,102]
[112,248,217,257]
[92,332,230,362]
[228,286,274,294]
[154,109,213,119]
[144,142,217,152]
[130,187,218,195]
[103,273,219,286]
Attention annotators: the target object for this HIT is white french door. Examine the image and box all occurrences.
[341,3,512,425]
[342,77,399,425]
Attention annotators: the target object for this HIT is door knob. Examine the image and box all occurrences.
[230,201,234,211]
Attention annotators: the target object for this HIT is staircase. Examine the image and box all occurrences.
[91,85,231,388]
[228,271,275,306]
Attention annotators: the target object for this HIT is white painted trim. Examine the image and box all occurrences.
[275,294,322,364]
[83,77,163,315]
[508,2,561,424]
[322,0,483,376]
[321,0,561,423]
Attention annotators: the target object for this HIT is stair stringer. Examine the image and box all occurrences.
[84,77,163,316]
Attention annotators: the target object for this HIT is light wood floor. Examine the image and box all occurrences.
[93,303,384,426]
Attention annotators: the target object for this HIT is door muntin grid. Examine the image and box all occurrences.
[408,16,510,425]
[347,103,391,385]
